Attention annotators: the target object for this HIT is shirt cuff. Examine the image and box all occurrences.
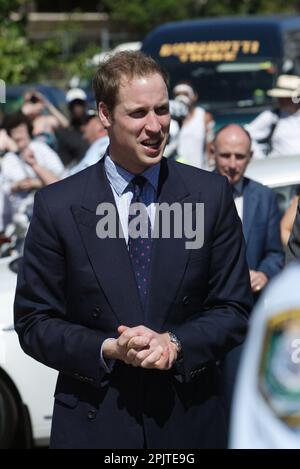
[100,338,116,373]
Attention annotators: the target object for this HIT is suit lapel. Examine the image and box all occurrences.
[71,160,143,326]
[243,178,259,244]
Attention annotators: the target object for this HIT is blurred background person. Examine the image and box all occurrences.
[246,75,300,159]
[0,171,12,236]
[0,129,16,240]
[230,262,300,449]
[54,88,89,168]
[212,123,284,297]
[68,109,109,175]
[66,87,88,130]
[172,81,214,169]
[1,112,64,214]
[21,89,69,151]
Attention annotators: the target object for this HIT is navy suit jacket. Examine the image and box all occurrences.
[242,177,284,279]
[14,158,252,449]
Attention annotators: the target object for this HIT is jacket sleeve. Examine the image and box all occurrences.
[257,190,284,278]
[172,177,253,382]
[14,190,114,389]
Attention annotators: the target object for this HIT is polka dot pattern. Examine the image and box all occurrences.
[128,176,152,304]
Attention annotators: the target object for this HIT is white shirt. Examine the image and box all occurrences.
[1,140,64,213]
[270,109,300,157]
[0,172,12,232]
[177,107,206,169]
[246,109,300,158]
[1,140,64,184]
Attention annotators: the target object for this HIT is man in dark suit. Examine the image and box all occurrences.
[213,124,284,294]
[212,123,284,412]
[14,52,252,449]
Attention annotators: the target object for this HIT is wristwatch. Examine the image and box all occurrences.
[168,331,183,360]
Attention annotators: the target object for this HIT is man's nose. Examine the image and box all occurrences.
[145,112,161,133]
[228,155,237,169]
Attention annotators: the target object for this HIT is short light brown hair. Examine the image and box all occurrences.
[92,50,169,113]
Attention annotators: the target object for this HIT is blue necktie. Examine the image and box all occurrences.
[128,176,152,305]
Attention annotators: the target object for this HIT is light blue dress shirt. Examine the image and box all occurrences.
[104,154,160,243]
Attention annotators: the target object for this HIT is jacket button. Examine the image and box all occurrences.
[182,296,190,305]
[87,410,96,421]
[92,311,100,319]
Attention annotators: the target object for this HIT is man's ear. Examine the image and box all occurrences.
[98,102,112,129]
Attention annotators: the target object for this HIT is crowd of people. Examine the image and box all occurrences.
[1,50,300,448]
[1,70,300,243]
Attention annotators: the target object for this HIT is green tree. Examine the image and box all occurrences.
[103,0,300,35]
[0,0,22,22]
[103,0,194,34]
[0,2,93,85]
[0,0,61,84]
[194,0,300,16]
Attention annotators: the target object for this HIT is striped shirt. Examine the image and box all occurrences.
[104,154,160,244]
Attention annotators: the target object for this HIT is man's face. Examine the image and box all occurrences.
[214,127,252,185]
[99,73,170,174]
[173,89,197,108]
[71,101,87,118]
[10,124,31,153]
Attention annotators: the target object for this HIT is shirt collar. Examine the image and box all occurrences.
[104,153,160,196]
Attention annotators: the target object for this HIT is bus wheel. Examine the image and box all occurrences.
[0,379,18,448]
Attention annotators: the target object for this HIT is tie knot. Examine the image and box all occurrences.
[231,185,238,199]
[131,175,147,200]
[132,175,147,188]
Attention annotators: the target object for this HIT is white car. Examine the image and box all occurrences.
[0,255,57,448]
[245,154,300,214]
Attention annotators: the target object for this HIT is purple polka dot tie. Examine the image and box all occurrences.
[128,176,152,305]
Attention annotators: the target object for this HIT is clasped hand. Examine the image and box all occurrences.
[103,325,178,370]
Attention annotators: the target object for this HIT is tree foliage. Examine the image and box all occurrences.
[103,0,193,33]
[0,1,99,85]
[103,0,300,34]
[1,0,300,84]
[0,0,22,23]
